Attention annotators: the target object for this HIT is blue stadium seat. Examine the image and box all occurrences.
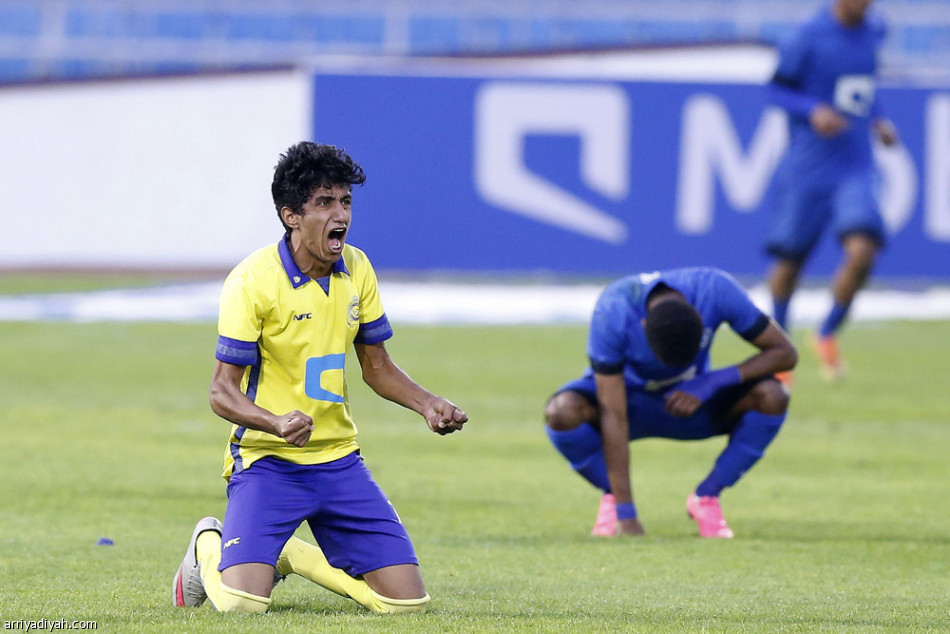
[0,1,946,83]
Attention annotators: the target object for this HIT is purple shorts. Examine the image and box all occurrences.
[218,452,418,577]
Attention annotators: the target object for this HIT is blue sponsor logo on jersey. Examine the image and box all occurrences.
[305,354,346,403]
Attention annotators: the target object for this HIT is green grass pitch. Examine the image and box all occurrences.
[1,313,948,632]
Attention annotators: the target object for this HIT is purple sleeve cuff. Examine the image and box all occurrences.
[355,313,393,345]
[216,335,258,366]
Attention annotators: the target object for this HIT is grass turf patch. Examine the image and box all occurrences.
[1,320,948,632]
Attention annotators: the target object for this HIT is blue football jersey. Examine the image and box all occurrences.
[769,6,887,183]
[586,268,769,392]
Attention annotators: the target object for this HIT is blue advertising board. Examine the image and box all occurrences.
[312,72,950,278]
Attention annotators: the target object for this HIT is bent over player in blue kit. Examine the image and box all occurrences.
[544,269,796,538]
[172,142,467,614]
[765,0,898,381]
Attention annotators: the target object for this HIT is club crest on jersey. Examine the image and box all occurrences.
[347,295,360,327]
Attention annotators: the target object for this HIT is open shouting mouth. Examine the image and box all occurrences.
[328,225,347,254]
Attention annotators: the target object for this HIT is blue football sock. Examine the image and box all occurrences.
[696,411,785,497]
[772,297,790,332]
[545,424,611,492]
[819,301,851,337]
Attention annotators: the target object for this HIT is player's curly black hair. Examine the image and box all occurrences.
[644,295,704,368]
[271,141,366,231]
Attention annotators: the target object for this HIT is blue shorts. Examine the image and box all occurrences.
[765,167,885,262]
[219,452,418,577]
[554,375,761,440]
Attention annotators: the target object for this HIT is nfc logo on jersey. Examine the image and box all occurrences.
[305,354,346,403]
[474,82,630,244]
[293,313,312,321]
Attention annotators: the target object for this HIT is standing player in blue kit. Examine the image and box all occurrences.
[544,268,797,538]
[765,0,899,381]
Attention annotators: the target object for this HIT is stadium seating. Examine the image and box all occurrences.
[0,0,947,83]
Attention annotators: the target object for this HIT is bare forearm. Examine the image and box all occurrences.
[737,347,797,381]
[737,324,798,380]
[601,409,633,504]
[209,383,280,435]
[362,363,436,415]
[354,342,466,435]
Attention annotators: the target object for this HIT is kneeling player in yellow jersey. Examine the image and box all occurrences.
[172,142,467,615]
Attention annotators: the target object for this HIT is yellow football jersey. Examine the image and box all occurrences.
[215,235,391,480]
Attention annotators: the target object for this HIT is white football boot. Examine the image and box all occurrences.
[172,516,223,607]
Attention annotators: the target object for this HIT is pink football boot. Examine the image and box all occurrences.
[591,493,617,536]
[686,493,734,538]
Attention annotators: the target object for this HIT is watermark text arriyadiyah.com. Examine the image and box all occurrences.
[4,619,98,631]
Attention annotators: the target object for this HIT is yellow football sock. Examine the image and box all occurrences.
[195,530,225,609]
[217,583,271,613]
[276,536,429,614]
[369,590,430,614]
[194,531,271,613]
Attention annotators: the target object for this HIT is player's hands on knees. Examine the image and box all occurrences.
[664,390,701,418]
[667,367,739,417]
[423,397,468,435]
[810,104,847,137]
[276,411,315,447]
[615,518,646,536]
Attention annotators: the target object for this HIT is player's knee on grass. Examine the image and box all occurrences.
[544,391,595,432]
[368,591,430,614]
